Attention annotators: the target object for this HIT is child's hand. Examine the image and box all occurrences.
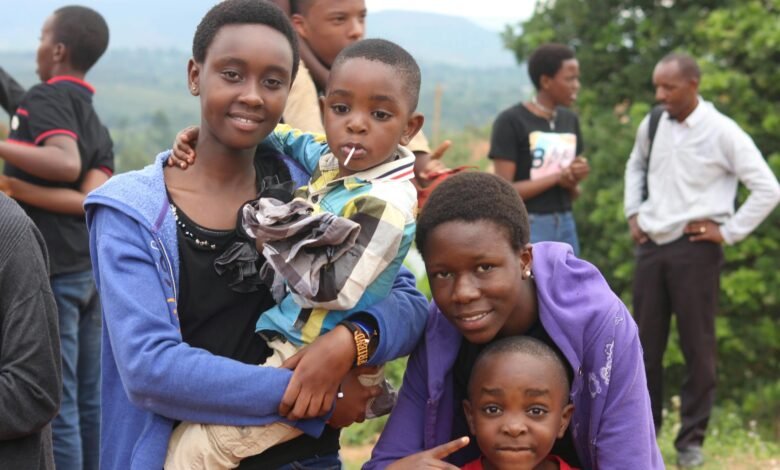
[414,140,452,187]
[386,437,470,470]
[278,325,356,420]
[167,126,200,169]
[327,366,382,428]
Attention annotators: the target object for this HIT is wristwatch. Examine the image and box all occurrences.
[339,320,378,367]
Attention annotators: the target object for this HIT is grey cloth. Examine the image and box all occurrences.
[0,194,61,470]
[242,196,360,303]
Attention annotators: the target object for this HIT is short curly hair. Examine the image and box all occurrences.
[468,335,572,401]
[416,171,530,256]
[527,43,576,90]
[192,0,299,81]
[52,6,109,73]
[331,38,421,111]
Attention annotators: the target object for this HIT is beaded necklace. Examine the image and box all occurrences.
[532,95,557,130]
[170,203,218,251]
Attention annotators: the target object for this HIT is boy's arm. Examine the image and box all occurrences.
[1,167,110,215]
[264,123,328,174]
[0,67,26,114]
[0,135,81,182]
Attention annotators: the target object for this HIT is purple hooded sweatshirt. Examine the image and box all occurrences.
[366,243,664,469]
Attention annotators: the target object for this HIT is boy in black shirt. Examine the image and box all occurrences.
[0,7,112,470]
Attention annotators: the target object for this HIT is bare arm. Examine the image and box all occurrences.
[1,168,108,215]
[493,158,573,200]
[0,135,81,182]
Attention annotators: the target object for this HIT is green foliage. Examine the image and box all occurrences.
[507,0,780,443]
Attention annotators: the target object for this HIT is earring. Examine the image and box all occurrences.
[524,269,532,279]
[190,85,197,94]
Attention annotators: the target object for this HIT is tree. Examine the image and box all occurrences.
[503,0,780,436]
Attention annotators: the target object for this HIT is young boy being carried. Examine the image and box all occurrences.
[0,7,113,470]
[165,38,424,469]
[461,336,576,470]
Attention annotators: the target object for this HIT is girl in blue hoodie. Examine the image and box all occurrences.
[84,2,426,469]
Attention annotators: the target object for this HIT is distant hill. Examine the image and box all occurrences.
[369,10,516,68]
[1,4,515,69]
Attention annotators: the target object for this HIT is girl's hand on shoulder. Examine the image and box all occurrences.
[386,437,470,470]
[278,325,356,420]
[327,365,382,428]
[168,126,200,169]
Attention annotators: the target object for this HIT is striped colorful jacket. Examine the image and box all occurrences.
[256,125,418,346]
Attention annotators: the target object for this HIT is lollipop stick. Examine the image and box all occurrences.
[344,147,355,166]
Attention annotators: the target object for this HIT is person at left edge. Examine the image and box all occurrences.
[0,7,113,470]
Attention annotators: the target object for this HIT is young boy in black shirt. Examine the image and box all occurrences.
[0,7,112,470]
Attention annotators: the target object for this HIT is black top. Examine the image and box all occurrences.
[451,320,581,468]
[4,76,114,275]
[0,194,61,470]
[172,152,341,468]
[488,103,583,214]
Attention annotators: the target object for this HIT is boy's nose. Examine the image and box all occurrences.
[501,419,528,437]
[346,115,368,134]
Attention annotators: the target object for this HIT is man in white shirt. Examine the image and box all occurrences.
[624,53,780,468]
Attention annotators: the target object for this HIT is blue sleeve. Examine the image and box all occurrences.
[87,205,326,436]
[364,328,431,468]
[357,266,428,365]
[264,124,330,175]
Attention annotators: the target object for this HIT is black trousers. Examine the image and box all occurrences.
[633,236,722,451]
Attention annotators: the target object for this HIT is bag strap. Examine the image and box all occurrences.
[642,105,665,201]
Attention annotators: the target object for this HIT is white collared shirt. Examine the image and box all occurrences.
[624,98,780,245]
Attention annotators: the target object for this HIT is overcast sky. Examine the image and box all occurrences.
[367,0,535,30]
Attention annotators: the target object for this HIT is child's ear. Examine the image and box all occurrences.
[462,399,477,436]
[558,403,575,438]
[399,112,424,147]
[187,58,200,96]
[52,43,66,65]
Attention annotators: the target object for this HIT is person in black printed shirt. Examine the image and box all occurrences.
[488,43,589,255]
[0,7,112,470]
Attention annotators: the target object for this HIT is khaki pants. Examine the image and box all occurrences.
[164,339,386,470]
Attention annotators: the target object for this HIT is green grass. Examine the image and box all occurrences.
[657,397,780,469]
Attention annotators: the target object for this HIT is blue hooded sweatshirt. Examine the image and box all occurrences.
[85,152,428,470]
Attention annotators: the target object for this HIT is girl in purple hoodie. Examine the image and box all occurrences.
[366,172,663,469]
